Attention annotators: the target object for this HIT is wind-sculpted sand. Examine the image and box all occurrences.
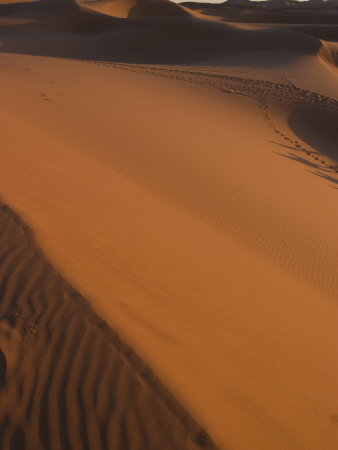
[0,0,338,448]
[0,52,337,450]
[0,202,216,450]
[79,60,338,296]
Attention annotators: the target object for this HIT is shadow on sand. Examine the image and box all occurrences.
[288,106,338,164]
[308,170,338,185]
[0,348,6,389]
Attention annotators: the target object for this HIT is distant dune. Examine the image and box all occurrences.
[181,0,338,25]
[0,0,334,65]
[78,0,189,18]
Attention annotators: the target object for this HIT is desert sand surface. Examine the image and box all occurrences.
[0,0,338,449]
[0,202,215,450]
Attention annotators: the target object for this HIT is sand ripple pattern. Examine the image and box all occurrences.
[91,62,338,299]
[0,203,217,450]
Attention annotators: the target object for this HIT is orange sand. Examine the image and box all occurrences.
[0,1,338,449]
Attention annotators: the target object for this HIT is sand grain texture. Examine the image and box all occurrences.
[0,203,216,450]
[0,0,338,449]
[0,53,337,450]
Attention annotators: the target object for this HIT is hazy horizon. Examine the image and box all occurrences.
[174,0,316,4]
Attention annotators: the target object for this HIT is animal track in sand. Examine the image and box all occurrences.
[94,61,338,111]
[99,61,338,177]
[258,98,338,174]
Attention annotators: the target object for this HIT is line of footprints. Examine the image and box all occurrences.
[106,62,338,175]
[258,98,338,174]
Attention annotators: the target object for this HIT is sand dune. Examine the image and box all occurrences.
[0,51,338,449]
[288,105,338,162]
[320,39,338,69]
[0,202,216,450]
[0,0,338,449]
[78,0,188,18]
[0,0,326,65]
[182,0,338,25]
[181,0,338,43]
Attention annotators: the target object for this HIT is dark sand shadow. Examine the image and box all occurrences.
[0,0,321,65]
[10,428,25,450]
[274,148,338,188]
[288,106,338,163]
[270,140,297,151]
[275,151,320,169]
[307,170,338,186]
[0,348,6,389]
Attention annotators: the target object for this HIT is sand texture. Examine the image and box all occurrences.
[0,0,338,449]
[0,202,216,450]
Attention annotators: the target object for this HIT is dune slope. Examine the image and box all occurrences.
[0,201,216,450]
[0,0,338,448]
[0,52,337,450]
[78,0,189,19]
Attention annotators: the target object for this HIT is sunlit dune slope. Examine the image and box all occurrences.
[78,0,188,19]
[0,0,338,448]
[0,53,337,450]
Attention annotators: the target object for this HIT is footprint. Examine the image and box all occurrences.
[24,323,38,336]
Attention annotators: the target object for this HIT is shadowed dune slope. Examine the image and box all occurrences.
[0,0,324,65]
[0,202,216,450]
[180,1,338,43]
[320,40,338,69]
[181,0,338,24]
[288,106,338,163]
[0,0,120,31]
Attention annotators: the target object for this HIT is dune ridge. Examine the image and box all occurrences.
[0,0,327,66]
[0,201,217,450]
[78,0,189,18]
